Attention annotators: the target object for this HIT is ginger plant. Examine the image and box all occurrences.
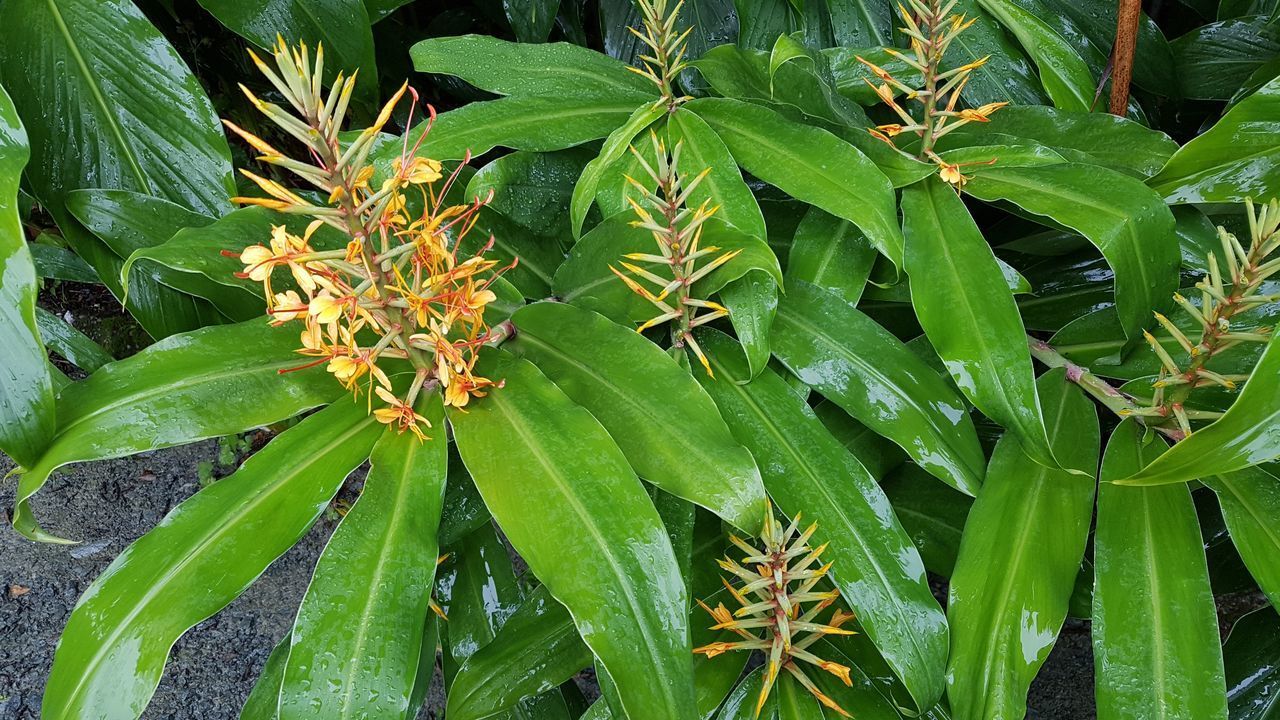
[225,38,512,439]
[857,0,1006,186]
[610,132,741,375]
[694,505,858,717]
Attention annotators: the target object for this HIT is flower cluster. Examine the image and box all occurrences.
[226,38,510,439]
[1129,198,1280,435]
[611,133,740,376]
[694,505,857,717]
[857,0,1007,186]
[628,0,693,106]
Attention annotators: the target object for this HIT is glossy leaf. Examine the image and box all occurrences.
[945,368,1099,720]
[438,522,524,672]
[695,329,949,712]
[668,108,767,241]
[197,0,377,99]
[279,396,447,720]
[34,307,114,374]
[571,102,665,237]
[1148,76,1280,204]
[1044,0,1175,94]
[881,464,972,577]
[720,271,779,380]
[942,106,1177,177]
[466,148,595,239]
[903,176,1055,469]
[507,301,768,531]
[448,351,696,720]
[447,585,593,720]
[686,97,904,272]
[12,319,340,542]
[504,0,559,42]
[1118,333,1280,485]
[65,189,229,337]
[389,95,648,164]
[1093,420,1228,720]
[0,83,53,469]
[770,281,986,496]
[1173,18,1280,100]
[1222,607,1280,719]
[786,206,877,308]
[411,35,657,101]
[941,0,1049,106]
[0,0,234,217]
[1204,464,1280,608]
[42,399,382,720]
[974,0,1096,110]
[964,163,1179,346]
[28,242,97,283]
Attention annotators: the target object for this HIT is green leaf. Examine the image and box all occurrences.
[1205,464,1280,608]
[508,301,768,531]
[448,351,696,719]
[119,205,335,305]
[196,0,377,100]
[34,307,114,374]
[0,83,53,469]
[669,107,768,241]
[1093,420,1228,720]
[903,176,1057,470]
[770,281,986,496]
[41,399,382,720]
[945,368,1098,720]
[1147,76,1280,204]
[881,463,972,577]
[1173,18,1280,100]
[388,96,648,164]
[553,213,781,326]
[1043,0,1175,94]
[279,396,447,720]
[437,522,523,673]
[695,329,949,712]
[504,0,560,42]
[775,673,825,720]
[240,636,289,720]
[1222,607,1280,719]
[465,148,595,239]
[29,241,97,283]
[447,585,593,720]
[786,206,877,307]
[11,319,340,543]
[570,102,665,237]
[974,0,1096,110]
[410,35,656,101]
[963,163,1179,347]
[467,207,565,298]
[942,0,1050,106]
[940,106,1177,177]
[65,189,229,337]
[1118,333,1280,485]
[720,271,779,381]
[0,0,235,217]
[686,97,904,273]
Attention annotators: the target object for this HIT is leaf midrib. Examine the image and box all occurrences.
[45,0,150,193]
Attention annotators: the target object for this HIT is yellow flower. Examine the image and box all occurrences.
[373,387,432,440]
[394,155,444,184]
[269,290,307,325]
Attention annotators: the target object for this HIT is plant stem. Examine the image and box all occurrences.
[1108,0,1142,115]
[1028,336,1186,441]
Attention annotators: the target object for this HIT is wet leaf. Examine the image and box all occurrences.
[1093,420,1228,720]
[448,351,696,719]
[945,368,1099,720]
[41,399,382,720]
[696,329,949,713]
[771,281,986,496]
